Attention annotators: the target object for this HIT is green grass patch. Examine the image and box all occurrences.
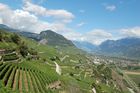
[127,74,140,87]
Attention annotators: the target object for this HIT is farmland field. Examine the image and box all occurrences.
[1,28,140,93]
[0,61,59,93]
[125,71,140,88]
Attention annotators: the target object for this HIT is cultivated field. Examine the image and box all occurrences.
[124,70,140,88]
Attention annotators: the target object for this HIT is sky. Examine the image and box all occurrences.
[0,0,140,45]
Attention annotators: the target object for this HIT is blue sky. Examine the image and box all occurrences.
[0,0,140,45]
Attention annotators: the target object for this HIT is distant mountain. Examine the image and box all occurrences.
[19,31,41,41]
[1,24,140,59]
[0,24,19,32]
[0,24,75,47]
[19,30,75,47]
[73,37,140,59]
[98,37,140,58]
[39,30,75,47]
[73,41,97,52]
[0,24,9,29]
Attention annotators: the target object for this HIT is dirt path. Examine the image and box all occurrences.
[27,71,34,92]
[45,62,54,66]
[23,71,28,92]
[19,70,22,93]
[60,55,69,62]
[124,71,140,75]
[54,61,61,75]
[13,69,19,90]
[92,87,97,93]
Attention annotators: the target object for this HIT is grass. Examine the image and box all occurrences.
[0,61,59,93]
[0,30,132,93]
[127,74,140,88]
[0,42,17,49]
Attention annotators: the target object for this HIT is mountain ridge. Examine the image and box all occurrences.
[1,24,140,59]
[97,37,140,59]
[73,40,97,52]
[73,36,140,59]
[0,24,75,47]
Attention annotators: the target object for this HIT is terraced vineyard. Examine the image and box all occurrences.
[0,62,59,93]
[0,28,138,93]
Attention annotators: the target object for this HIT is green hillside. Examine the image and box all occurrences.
[40,30,75,47]
[19,30,75,47]
[0,29,137,93]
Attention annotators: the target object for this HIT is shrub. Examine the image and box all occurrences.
[19,42,28,57]
[11,33,21,44]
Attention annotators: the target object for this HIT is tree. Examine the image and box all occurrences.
[50,57,56,61]
[0,31,3,41]
[2,34,11,42]
[19,42,28,57]
[43,58,46,62]
[11,33,21,44]
[29,48,37,55]
[69,72,74,76]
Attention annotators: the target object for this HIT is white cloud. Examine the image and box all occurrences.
[0,3,114,45]
[38,0,45,4]
[0,3,52,33]
[0,2,76,34]
[83,29,113,45]
[77,22,86,27]
[87,29,112,38]
[1,2,114,45]
[0,3,9,10]
[0,18,3,24]
[105,5,116,11]
[64,31,83,41]
[64,29,113,45]
[23,0,74,22]
[2,2,139,46]
[121,27,140,37]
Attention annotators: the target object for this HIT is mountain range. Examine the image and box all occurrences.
[19,30,75,47]
[0,24,75,47]
[74,37,140,59]
[0,24,19,32]
[0,24,140,59]
[0,26,132,93]
[98,37,140,58]
[72,41,97,52]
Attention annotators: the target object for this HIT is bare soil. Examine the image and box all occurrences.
[13,69,19,90]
